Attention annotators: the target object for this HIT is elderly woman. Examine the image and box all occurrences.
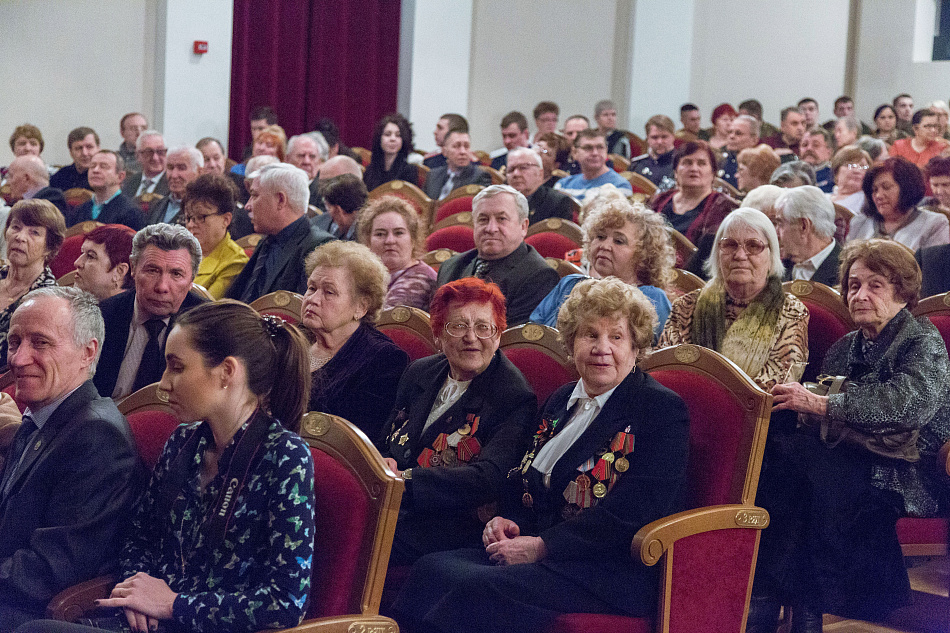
[737,144,781,193]
[379,278,536,564]
[873,104,908,146]
[536,132,572,188]
[304,240,409,442]
[230,125,287,178]
[706,103,737,150]
[769,161,816,188]
[659,207,809,390]
[828,145,871,214]
[363,113,417,191]
[184,173,249,299]
[73,224,135,301]
[530,200,673,341]
[834,116,861,149]
[847,156,950,251]
[749,240,950,631]
[651,140,739,246]
[357,196,436,310]
[920,155,950,214]
[0,199,63,362]
[8,124,44,159]
[392,277,690,632]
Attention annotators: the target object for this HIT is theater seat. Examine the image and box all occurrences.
[500,323,576,405]
[783,280,855,382]
[50,223,101,278]
[525,218,583,259]
[368,180,434,223]
[250,290,303,324]
[236,233,263,257]
[425,220,475,253]
[422,248,457,272]
[377,306,437,362]
[433,184,482,224]
[544,257,584,279]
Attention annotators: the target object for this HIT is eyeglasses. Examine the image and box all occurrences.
[444,321,497,339]
[719,237,767,256]
[845,163,868,170]
[137,148,168,158]
[184,211,227,224]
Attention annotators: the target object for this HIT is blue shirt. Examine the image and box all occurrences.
[554,170,632,202]
[91,189,122,220]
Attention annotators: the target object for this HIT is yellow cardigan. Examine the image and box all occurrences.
[194,234,250,299]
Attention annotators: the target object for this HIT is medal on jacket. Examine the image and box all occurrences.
[417,414,482,469]
[562,429,635,509]
[515,416,560,507]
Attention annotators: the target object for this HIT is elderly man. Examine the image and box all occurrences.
[145,146,203,226]
[890,108,950,168]
[555,129,633,202]
[49,127,99,191]
[117,113,147,174]
[595,99,631,159]
[833,115,860,150]
[226,163,333,303]
[436,184,558,324]
[491,111,530,170]
[287,132,330,206]
[121,130,169,198]
[94,224,207,399]
[630,115,677,190]
[0,287,140,630]
[196,137,228,175]
[310,153,362,215]
[506,147,573,225]
[718,114,760,188]
[676,104,702,142]
[798,98,820,130]
[774,185,840,286]
[798,127,835,192]
[894,94,915,135]
[763,107,806,158]
[5,155,66,214]
[70,151,143,230]
[424,129,491,200]
[424,113,469,169]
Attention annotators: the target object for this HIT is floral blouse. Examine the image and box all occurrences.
[119,414,315,633]
[0,264,55,363]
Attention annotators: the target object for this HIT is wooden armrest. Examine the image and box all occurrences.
[276,614,399,633]
[45,574,116,621]
[632,504,769,566]
[940,440,950,477]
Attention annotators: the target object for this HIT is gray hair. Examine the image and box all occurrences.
[20,286,105,375]
[595,99,617,117]
[743,184,785,213]
[246,155,279,177]
[770,161,816,187]
[734,114,761,139]
[168,145,204,169]
[130,224,202,278]
[12,155,49,184]
[509,146,542,169]
[135,129,164,151]
[288,132,329,162]
[705,207,785,280]
[256,162,309,216]
[775,185,836,240]
[472,184,529,221]
[855,135,888,162]
[838,115,860,134]
[929,100,950,115]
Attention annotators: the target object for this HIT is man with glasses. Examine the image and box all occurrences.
[890,108,950,168]
[506,148,573,225]
[49,127,100,191]
[145,146,202,226]
[554,129,632,203]
[121,130,169,198]
[435,185,558,324]
[69,150,143,230]
[774,185,840,286]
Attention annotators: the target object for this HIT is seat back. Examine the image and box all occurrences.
[609,154,631,173]
[0,370,24,412]
[368,180,434,223]
[118,383,182,470]
[63,188,93,210]
[626,132,648,157]
[482,166,505,185]
[670,268,705,295]
[434,185,482,224]
[377,306,437,362]
[832,203,853,244]
[500,324,577,405]
[714,178,742,199]
[425,223,475,253]
[912,292,950,351]
[525,218,584,259]
[667,227,697,268]
[50,229,97,279]
[352,147,372,168]
[236,233,263,257]
[421,248,457,272]
[622,171,659,197]
[544,257,584,279]
[415,163,430,189]
[783,280,855,382]
[249,291,303,324]
[300,412,404,617]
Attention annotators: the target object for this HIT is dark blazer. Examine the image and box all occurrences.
[381,351,536,561]
[143,195,253,239]
[31,187,67,216]
[93,289,208,398]
[782,241,842,288]
[311,212,357,240]
[504,370,690,616]
[424,163,491,199]
[121,172,169,199]
[309,322,409,443]
[436,243,559,325]
[70,192,144,230]
[526,185,575,225]
[363,157,418,192]
[916,244,950,298]
[0,380,141,615]
[48,164,89,191]
[145,195,182,226]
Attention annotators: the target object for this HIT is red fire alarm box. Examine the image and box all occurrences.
[194,41,209,55]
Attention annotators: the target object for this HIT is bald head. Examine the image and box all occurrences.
[8,154,49,200]
[317,155,362,182]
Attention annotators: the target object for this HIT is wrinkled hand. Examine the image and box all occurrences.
[383,457,402,477]
[486,536,547,566]
[482,516,520,547]
[771,382,828,416]
[96,572,177,632]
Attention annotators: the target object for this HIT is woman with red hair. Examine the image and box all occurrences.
[380,277,537,565]
[705,103,738,150]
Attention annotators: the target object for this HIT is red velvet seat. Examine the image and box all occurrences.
[0,370,24,412]
[425,224,475,253]
[783,280,855,383]
[368,180,434,223]
[118,383,182,469]
[499,323,576,405]
[377,306,437,362]
[249,290,303,324]
[525,218,583,260]
[50,232,91,279]
[434,195,475,224]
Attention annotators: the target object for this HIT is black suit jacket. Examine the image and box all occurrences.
[145,195,182,226]
[424,163,491,199]
[31,187,67,216]
[93,289,208,398]
[526,185,575,225]
[916,243,950,298]
[121,172,169,199]
[781,241,841,288]
[225,216,333,303]
[0,380,141,614]
[48,164,89,191]
[436,243,559,325]
[70,193,144,230]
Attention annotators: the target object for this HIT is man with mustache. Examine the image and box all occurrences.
[798,128,834,193]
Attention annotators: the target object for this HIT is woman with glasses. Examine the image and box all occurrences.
[184,173,249,299]
[890,109,950,169]
[379,277,536,565]
[303,240,409,443]
[658,207,809,391]
[828,145,871,215]
[847,156,950,251]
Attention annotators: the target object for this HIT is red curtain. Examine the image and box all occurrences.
[229,0,401,161]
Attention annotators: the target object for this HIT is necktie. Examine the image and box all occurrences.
[439,173,456,200]
[473,259,490,279]
[132,319,166,392]
[242,240,271,302]
[0,414,37,498]
[137,177,152,198]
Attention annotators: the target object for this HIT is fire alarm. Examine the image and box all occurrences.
[194,41,209,55]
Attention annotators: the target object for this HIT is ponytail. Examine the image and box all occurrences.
[262,316,310,432]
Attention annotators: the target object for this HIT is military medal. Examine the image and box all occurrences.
[441,448,457,466]
[593,482,607,498]
[576,473,590,491]
[398,434,408,446]
[522,492,533,507]
[615,456,629,472]
[458,423,471,436]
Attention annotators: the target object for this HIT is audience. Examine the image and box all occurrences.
[184,173,248,299]
[506,147,574,225]
[49,127,99,191]
[872,104,907,146]
[532,101,560,144]
[70,150,143,230]
[706,102,737,150]
[595,99,631,158]
[894,93,916,134]
[490,111,530,171]
[286,132,329,206]
[736,145,781,193]
[195,136,228,175]
[8,124,44,161]
[534,132,572,187]
[828,145,871,214]
[561,114,589,144]
[555,129,632,202]
[145,146,202,226]
[424,128,490,201]
[313,173,367,241]
[770,160,816,188]
[363,114,417,192]
[423,113,468,169]
[890,108,949,168]
[834,115,861,150]
[5,155,66,215]
[629,114,677,190]
[739,99,779,139]
[798,127,835,192]
[719,114,760,188]
[310,153,362,211]
[797,97,820,130]
[676,103,702,142]
[763,106,807,158]
[73,224,136,301]
[774,185,840,286]
[117,112,148,174]
[121,130,168,198]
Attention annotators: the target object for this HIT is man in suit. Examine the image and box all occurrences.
[94,224,206,399]
[146,146,202,226]
[226,163,333,303]
[5,155,66,215]
[490,111,531,171]
[424,130,491,201]
[436,185,559,324]
[287,132,329,207]
[121,130,169,199]
[0,287,140,629]
[423,113,469,170]
[506,148,574,226]
[49,127,99,192]
[916,244,950,298]
[70,151,144,230]
[717,115,760,188]
[775,185,841,287]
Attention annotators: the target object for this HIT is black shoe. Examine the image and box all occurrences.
[746,595,781,633]
[790,604,822,633]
